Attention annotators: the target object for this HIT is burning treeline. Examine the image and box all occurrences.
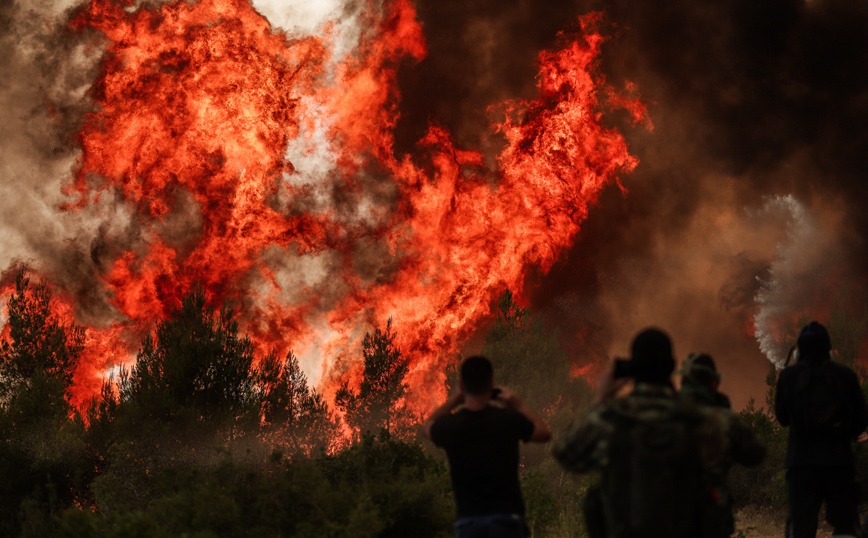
[3,0,868,419]
[0,0,648,414]
[3,0,868,535]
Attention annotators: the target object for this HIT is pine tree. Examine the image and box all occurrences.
[335,319,410,438]
[480,289,575,413]
[0,269,83,423]
[256,351,335,453]
[0,269,87,536]
[117,286,257,433]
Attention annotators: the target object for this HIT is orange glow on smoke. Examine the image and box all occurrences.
[1,1,646,413]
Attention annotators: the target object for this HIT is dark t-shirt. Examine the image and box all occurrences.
[775,359,868,468]
[431,405,534,518]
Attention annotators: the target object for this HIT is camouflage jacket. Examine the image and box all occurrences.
[553,383,764,538]
[553,383,765,478]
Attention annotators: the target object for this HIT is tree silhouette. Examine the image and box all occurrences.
[335,319,410,438]
[481,289,576,413]
[0,269,83,422]
[118,286,257,433]
[0,269,87,536]
[255,351,335,453]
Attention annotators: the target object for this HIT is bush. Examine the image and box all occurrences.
[317,430,454,538]
[728,401,788,508]
[26,431,452,538]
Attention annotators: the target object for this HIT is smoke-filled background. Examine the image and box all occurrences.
[2,0,867,410]
[391,0,868,407]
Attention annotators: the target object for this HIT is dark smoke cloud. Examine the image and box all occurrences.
[0,0,126,323]
[396,0,868,407]
[0,0,216,326]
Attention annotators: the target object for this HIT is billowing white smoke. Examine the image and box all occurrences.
[753,194,834,368]
[251,0,363,60]
[248,0,401,383]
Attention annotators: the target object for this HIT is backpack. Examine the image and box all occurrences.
[600,399,704,538]
[793,362,850,436]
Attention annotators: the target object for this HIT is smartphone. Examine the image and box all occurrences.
[613,358,632,379]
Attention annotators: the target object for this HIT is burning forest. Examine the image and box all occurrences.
[2,0,648,413]
[2,0,868,534]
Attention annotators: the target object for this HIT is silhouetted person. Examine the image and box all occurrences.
[679,352,741,538]
[554,328,765,538]
[775,321,868,538]
[423,355,551,538]
[680,352,731,409]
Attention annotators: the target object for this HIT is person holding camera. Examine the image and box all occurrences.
[423,355,551,538]
[553,328,765,538]
[775,321,868,538]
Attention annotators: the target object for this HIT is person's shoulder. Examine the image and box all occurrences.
[695,401,735,423]
[778,362,803,379]
[450,405,516,422]
[625,384,677,407]
[777,362,810,386]
[825,360,858,377]
[608,390,682,422]
[599,395,638,416]
[824,361,864,389]
[432,408,464,429]
[690,403,750,443]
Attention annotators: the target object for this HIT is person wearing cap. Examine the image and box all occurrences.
[775,321,868,538]
[423,355,552,538]
[679,353,744,538]
[680,352,731,409]
[553,328,765,538]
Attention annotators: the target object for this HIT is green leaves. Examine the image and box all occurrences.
[0,269,83,418]
[336,320,412,439]
[118,286,256,429]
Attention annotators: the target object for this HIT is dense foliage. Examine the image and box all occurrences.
[0,270,88,536]
[1,277,866,537]
[335,320,414,440]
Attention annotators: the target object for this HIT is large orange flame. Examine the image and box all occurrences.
[2,0,647,413]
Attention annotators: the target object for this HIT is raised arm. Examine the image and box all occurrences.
[774,368,791,427]
[422,384,464,441]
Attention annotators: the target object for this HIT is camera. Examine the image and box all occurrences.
[613,358,633,379]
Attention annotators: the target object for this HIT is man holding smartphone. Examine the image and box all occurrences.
[553,328,765,538]
[423,355,552,538]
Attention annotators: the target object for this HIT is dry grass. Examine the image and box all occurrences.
[734,505,836,538]
[539,505,847,538]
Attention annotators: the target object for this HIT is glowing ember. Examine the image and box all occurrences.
[2,0,646,413]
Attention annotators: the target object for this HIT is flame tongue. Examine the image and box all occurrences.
[333,14,644,401]
[35,2,646,411]
[67,0,344,348]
